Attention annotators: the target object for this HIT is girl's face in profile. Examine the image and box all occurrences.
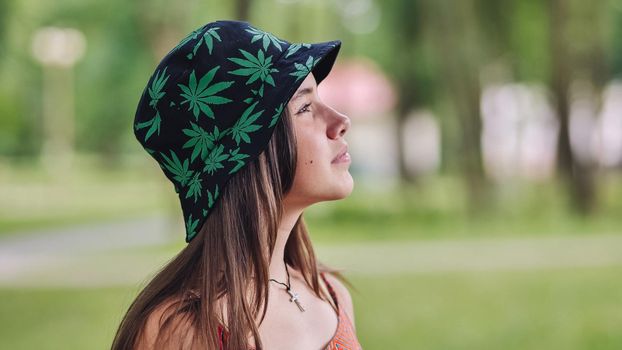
[284,73,353,208]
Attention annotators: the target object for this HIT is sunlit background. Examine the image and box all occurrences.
[1,0,622,349]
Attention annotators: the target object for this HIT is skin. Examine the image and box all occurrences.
[256,73,355,349]
[270,73,353,280]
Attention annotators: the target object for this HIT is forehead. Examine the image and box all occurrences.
[287,74,317,106]
[296,74,317,94]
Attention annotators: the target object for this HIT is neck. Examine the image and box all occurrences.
[269,200,305,284]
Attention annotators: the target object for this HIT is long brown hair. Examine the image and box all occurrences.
[112,108,355,349]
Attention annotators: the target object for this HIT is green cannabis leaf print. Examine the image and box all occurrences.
[172,28,203,53]
[230,101,264,145]
[227,49,279,87]
[269,103,283,128]
[160,150,193,187]
[182,122,222,163]
[207,184,220,208]
[247,84,264,101]
[148,67,170,108]
[185,172,203,203]
[188,27,222,59]
[285,43,311,58]
[135,111,161,142]
[245,27,285,51]
[178,66,234,120]
[185,214,199,241]
[203,144,229,175]
[227,147,250,174]
[136,66,169,142]
[290,55,320,82]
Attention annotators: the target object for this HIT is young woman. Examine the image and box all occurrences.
[112,20,362,349]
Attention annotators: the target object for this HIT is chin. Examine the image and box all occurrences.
[329,173,355,200]
[293,172,354,205]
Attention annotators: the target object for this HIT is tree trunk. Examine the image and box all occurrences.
[428,0,488,212]
[235,0,251,21]
[548,0,597,215]
[395,93,418,185]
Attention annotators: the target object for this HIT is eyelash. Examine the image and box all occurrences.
[297,103,311,115]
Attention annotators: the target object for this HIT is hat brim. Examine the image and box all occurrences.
[270,40,342,109]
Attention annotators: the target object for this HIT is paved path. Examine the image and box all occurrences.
[0,214,176,255]
[0,217,621,287]
[0,214,178,287]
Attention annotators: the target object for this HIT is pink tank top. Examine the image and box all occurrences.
[217,272,362,349]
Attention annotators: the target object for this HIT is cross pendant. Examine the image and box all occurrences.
[286,289,306,312]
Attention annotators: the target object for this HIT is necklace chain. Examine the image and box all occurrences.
[269,262,291,290]
[269,263,306,312]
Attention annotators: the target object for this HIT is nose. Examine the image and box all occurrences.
[325,105,351,140]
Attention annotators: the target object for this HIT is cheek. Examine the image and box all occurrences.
[295,129,325,173]
[297,136,316,167]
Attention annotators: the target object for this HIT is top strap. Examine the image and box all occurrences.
[320,272,340,313]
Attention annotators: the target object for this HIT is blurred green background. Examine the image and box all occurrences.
[1,0,622,349]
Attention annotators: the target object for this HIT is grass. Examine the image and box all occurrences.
[304,174,622,243]
[0,286,136,349]
[352,267,622,349]
[0,266,620,349]
[0,154,177,236]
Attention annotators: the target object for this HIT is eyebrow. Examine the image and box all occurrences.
[291,87,313,102]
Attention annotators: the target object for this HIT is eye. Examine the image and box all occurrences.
[296,102,312,115]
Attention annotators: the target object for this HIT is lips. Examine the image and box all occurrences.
[332,145,349,163]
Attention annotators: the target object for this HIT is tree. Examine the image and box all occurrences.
[548,0,608,214]
[235,0,252,21]
[381,0,438,184]
[426,0,488,210]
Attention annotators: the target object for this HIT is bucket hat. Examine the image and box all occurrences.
[133,20,341,242]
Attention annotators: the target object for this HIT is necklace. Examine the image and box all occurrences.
[269,263,306,312]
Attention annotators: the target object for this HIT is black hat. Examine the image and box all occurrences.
[133,20,341,242]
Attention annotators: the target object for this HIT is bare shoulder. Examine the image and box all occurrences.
[322,272,356,330]
[135,297,196,350]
